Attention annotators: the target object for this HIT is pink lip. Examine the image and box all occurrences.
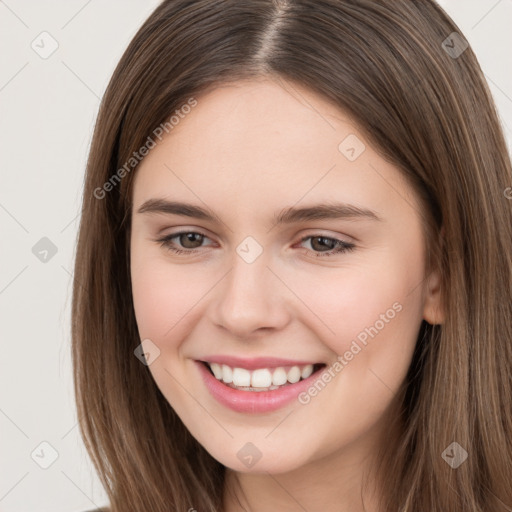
[198,355,321,370]
[195,360,325,414]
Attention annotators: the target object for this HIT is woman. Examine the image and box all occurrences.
[72,1,512,510]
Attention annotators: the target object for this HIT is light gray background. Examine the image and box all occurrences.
[1,1,511,511]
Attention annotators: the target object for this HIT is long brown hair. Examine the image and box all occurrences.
[71,1,512,510]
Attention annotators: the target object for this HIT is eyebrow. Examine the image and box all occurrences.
[136,198,381,226]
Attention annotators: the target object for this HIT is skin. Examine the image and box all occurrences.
[129,77,443,511]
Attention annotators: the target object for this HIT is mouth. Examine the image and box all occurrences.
[199,360,327,392]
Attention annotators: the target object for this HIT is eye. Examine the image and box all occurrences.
[297,235,355,257]
[155,231,355,257]
[156,231,213,255]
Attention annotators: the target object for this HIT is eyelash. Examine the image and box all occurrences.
[156,231,355,258]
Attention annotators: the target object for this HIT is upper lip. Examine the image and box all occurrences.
[198,355,324,370]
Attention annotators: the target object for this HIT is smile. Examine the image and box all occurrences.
[203,361,324,391]
[195,359,327,413]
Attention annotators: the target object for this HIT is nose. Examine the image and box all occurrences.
[209,247,291,338]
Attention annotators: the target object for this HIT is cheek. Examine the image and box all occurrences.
[130,246,207,342]
[284,262,424,452]
[287,252,425,358]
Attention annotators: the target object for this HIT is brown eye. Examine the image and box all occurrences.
[156,231,212,254]
[177,232,204,249]
[298,235,355,258]
[309,236,337,252]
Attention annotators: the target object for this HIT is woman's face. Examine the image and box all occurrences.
[130,78,442,474]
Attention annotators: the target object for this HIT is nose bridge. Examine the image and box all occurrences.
[212,236,289,336]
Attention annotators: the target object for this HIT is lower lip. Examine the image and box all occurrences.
[195,360,324,414]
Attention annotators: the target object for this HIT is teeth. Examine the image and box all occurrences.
[251,368,272,388]
[272,367,288,386]
[207,362,317,389]
[232,368,251,387]
[221,364,233,383]
[210,363,223,380]
[287,366,301,383]
[301,365,313,379]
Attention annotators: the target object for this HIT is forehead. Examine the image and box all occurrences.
[158,78,350,161]
[131,78,419,223]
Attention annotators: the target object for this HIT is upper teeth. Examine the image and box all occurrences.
[208,363,315,388]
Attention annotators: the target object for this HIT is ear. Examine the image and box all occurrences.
[422,268,444,325]
[422,226,445,325]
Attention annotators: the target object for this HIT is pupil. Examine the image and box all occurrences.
[312,236,333,251]
[182,233,202,248]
